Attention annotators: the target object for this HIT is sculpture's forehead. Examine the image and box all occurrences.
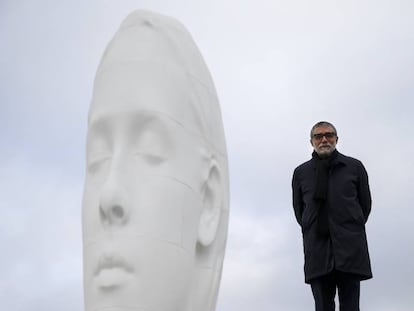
[90,62,205,136]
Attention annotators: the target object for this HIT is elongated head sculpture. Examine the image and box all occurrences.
[82,10,229,311]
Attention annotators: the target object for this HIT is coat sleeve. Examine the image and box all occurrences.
[357,161,372,223]
[292,168,304,226]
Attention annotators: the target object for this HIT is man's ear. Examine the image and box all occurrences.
[198,160,222,247]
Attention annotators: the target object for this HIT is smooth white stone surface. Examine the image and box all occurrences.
[83,9,229,311]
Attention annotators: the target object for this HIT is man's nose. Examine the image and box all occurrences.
[99,174,129,228]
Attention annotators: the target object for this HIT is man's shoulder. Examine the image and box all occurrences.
[293,158,314,174]
[337,152,364,167]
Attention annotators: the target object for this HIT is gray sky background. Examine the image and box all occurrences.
[1,0,414,310]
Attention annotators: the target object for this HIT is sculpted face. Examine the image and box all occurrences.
[83,64,211,310]
[83,10,229,311]
[310,125,338,157]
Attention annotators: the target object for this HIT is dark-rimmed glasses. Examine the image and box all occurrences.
[312,132,336,140]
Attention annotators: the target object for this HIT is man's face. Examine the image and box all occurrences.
[82,64,206,311]
[310,125,338,157]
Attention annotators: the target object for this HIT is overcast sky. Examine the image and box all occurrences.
[1,0,414,310]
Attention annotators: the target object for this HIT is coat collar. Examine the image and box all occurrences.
[311,150,347,168]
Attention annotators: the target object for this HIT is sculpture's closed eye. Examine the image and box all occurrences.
[88,154,112,174]
[131,119,171,166]
[133,151,166,166]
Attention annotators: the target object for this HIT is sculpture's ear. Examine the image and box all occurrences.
[198,160,222,247]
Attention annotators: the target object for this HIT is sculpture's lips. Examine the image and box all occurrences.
[94,253,134,289]
[94,253,134,276]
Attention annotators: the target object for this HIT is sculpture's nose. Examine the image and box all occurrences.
[99,175,129,227]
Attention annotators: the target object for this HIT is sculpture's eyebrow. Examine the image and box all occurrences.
[88,116,110,136]
[127,110,170,132]
[89,108,180,128]
[87,115,112,145]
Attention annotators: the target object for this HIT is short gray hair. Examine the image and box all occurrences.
[310,121,337,138]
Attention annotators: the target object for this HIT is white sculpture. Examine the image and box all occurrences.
[82,10,229,311]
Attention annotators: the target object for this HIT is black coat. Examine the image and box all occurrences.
[292,151,372,283]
